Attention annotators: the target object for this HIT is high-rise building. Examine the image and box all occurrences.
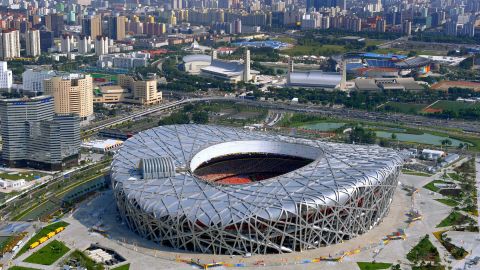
[346,16,362,32]
[233,19,242,34]
[402,20,412,36]
[307,0,345,11]
[462,22,475,37]
[0,61,12,90]
[445,20,458,36]
[82,15,102,39]
[95,35,109,56]
[376,19,386,32]
[26,29,41,57]
[78,35,91,54]
[171,0,183,10]
[169,12,177,25]
[22,68,58,95]
[118,74,162,105]
[431,12,445,27]
[0,29,20,60]
[40,29,54,52]
[107,15,126,41]
[61,34,73,53]
[0,95,80,170]
[45,13,64,37]
[319,16,330,29]
[243,49,251,82]
[43,74,94,121]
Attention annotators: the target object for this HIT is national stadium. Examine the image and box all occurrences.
[111,125,406,255]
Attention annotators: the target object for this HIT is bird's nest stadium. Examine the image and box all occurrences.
[111,125,406,255]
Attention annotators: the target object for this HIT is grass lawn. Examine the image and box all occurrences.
[24,240,70,265]
[283,44,347,56]
[383,102,427,114]
[412,266,445,270]
[402,169,432,177]
[407,235,441,263]
[365,39,386,46]
[112,264,130,270]
[429,100,480,114]
[447,173,462,181]
[437,211,475,227]
[435,198,459,207]
[8,267,41,270]
[16,221,69,258]
[67,250,104,270]
[90,73,118,81]
[272,36,296,44]
[357,262,392,270]
[0,171,45,181]
[423,180,449,192]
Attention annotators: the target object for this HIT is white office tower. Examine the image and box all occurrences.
[26,29,41,57]
[95,36,109,56]
[211,49,218,61]
[339,59,347,91]
[287,58,294,84]
[0,29,20,59]
[22,68,57,95]
[0,61,12,90]
[61,34,73,53]
[78,35,91,54]
[243,49,251,82]
[171,0,182,10]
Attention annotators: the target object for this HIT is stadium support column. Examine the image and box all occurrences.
[243,49,251,82]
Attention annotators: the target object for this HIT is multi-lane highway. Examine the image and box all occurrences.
[83,96,480,137]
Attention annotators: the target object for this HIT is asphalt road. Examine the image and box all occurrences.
[83,96,480,137]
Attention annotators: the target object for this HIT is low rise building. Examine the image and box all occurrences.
[421,149,445,160]
[93,85,130,103]
[0,179,26,189]
[82,139,124,153]
[184,49,255,83]
[97,52,150,69]
[118,74,162,105]
[354,77,424,92]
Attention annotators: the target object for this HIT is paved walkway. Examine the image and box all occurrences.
[6,162,470,270]
[449,156,480,269]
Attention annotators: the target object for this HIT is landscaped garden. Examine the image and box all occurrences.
[407,235,441,264]
[16,221,69,258]
[436,211,475,228]
[357,262,393,270]
[24,240,70,265]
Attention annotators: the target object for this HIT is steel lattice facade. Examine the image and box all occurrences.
[111,125,405,255]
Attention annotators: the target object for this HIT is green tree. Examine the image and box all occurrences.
[158,112,190,125]
[348,126,376,144]
[192,111,209,124]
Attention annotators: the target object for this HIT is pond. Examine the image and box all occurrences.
[375,131,469,146]
[300,122,346,131]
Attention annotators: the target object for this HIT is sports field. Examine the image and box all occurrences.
[90,73,118,82]
[283,44,347,56]
[383,100,480,115]
[383,102,427,114]
[430,100,480,113]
